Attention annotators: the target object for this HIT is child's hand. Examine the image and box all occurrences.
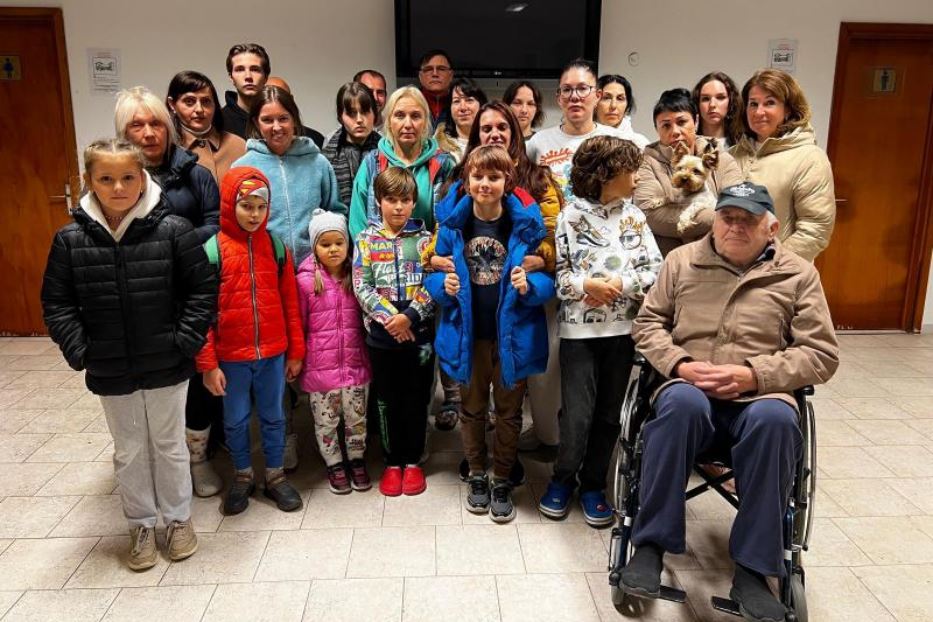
[583,277,621,306]
[285,359,302,382]
[510,266,528,295]
[608,277,624,295]
[203,368,226,397]
[444,272,460,296]
[384,314,414,343]
[521,255,545,272]
[431,255,456,273]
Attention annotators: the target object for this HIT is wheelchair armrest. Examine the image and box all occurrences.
[799,385,815,397]
[633,352,647,366]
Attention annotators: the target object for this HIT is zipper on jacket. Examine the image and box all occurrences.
[278,158,296,258]
[248,235,262,359]
[336,284,345,384]
[114,244,137,379]
[394,235,404,301]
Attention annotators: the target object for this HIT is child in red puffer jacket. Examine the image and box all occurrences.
[296,209,372,494]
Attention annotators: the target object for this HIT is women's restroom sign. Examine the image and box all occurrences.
[1,55,21,80]
[87,48,120,94]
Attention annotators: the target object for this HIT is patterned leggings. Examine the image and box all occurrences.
[308,384,369,466]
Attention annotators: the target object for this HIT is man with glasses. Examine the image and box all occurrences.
[417,49,454,128]
[527,58,629,201]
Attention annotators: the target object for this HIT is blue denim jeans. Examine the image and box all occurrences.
[220,354,286,470]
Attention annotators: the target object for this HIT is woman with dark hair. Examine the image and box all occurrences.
[594,74,649,148]
[435,77,488,162]
[322,82,381,205]
[730,69,835,261]
[166,71,246,184]
[692,71,743,149]
[504,80,544,139]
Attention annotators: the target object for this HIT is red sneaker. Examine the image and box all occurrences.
[379,466,403,497]
[402,465,427,496]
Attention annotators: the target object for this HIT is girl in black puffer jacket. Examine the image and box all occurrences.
[41,138,217,571]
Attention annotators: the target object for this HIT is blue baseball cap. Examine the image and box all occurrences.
[715,183,775,216]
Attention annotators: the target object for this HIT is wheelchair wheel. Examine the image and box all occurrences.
[787,571,807,622]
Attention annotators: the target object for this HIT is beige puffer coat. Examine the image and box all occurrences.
[730,125,836,261]
[634,137,744,256]
[632,234,839,408]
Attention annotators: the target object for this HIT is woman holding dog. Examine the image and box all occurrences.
[634,88,742,256]
[730,69,835,261]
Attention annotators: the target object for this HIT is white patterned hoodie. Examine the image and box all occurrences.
[555,196,662,338]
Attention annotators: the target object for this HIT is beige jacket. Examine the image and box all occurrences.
[632,235,839,407]
[730,126,835,261]
[634,137,744,256]
[180,129,246,185]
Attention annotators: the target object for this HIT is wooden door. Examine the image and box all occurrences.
[817,24,933,331]
[0,8,79,335]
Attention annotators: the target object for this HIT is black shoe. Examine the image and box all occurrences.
[263,476,303,512]
[223,477,255,515]
[508,458,526,487]
[489,479,516,523]
[620,543,664,598]
[465,473,491,514]
[730,564,786,622]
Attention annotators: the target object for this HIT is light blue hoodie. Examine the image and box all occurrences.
[234,136,346,264]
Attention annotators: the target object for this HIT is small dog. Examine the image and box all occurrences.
[671,141,719,237]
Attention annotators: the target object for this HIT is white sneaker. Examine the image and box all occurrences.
[283,433,299,471]
[190,460,222,497]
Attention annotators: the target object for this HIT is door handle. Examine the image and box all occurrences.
[835,198,848,203]
[49,182,73,211]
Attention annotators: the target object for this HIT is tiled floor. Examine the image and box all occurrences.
[0,334,931,621]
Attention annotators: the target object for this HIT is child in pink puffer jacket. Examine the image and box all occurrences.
[297,210,372,494]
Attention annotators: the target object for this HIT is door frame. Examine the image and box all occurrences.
[826,22,933,332]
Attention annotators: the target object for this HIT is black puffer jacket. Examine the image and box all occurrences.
[41,190,218,396]
[149,145,220,242]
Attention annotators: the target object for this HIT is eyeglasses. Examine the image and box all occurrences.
[558,84,596,99]
[419,65,451,75]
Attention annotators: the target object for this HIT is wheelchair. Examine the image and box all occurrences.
[607,355,817,622]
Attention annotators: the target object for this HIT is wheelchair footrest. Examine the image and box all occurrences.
[658,585,687,603]
[710,596,743,616]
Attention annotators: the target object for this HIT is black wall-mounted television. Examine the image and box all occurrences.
[394,0,602,79]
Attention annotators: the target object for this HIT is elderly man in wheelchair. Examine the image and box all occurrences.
[616,183,839,622]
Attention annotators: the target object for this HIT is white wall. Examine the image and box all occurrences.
[9,0,933,328]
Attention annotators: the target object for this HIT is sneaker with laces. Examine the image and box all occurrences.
[489,479,516,523]
[579,490,614,527]
[326,464,352,495]
[127,525,157,571]
[379,466,403,496]
[402,465,427,496]
[348,459,372,491]
[223,474,255,516]
[166,519,198,561]
[264,474,303,511]
[538,481,573,519]
[465,473,491,514]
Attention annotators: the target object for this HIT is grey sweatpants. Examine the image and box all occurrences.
[99,380,192,529]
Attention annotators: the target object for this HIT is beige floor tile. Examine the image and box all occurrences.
[817,420,871,447]
[302,578,402,622]
[0,371,28,388]
[847,419,928,445]
[854,359,928,378]
[0,408,42,434]
[806,398,853,420]
[51,495,126,537]
[202,581,310,622]
[36,462,117,496]
[66,535,171,588]
[820,478,923,516]
[834,517,933,565]
[27,433,112,463]
[436,524,525,576]
[818,446,896,479]
[82,415,110,433]
[875,377,933,397]
[0,341,59,356]
[301,487,385,529]
[497,573,599,622]
[813,492,849,518]
[0,591,24,618]
[382,484,461,527]
[13,388,87,410]
[188,496,224,533]
[684,519,732,570]
[806,518,874,566]
[0,540,12,555]
[906,419,933,441]
[403,575,499,622]
[7,354,66,371]
[518,523,607,573]
[888,478,933,514]
[824,377,890,399]
[159,531,270,585]
[20,409,102,434]
[853,564,933,622]
[889,396,933,418]
[5,371,77,390]
[0,389,34,409]
[0,537,98,589]
[834,397,914,420]
[101,585,216,622]
[422,452,471,486]
[345,525,435,578]
[0,433,53,462]
[461,483,541,525]
[254,528,352,581]
[0,462,63,496]
[864,445,933,477]
[804,566,895,621]
[218,491,308,532]
[911,515,933,540]
[0,495,81,538]
[94,442,114,462]
[586,570,697,621]
[4,587,119,621]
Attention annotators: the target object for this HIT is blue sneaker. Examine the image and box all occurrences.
[580,490,614,527]
[538,481,573,519]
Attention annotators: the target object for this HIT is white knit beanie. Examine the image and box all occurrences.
[307,209,349,248]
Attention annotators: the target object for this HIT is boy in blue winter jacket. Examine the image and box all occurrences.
[424,145,554,523]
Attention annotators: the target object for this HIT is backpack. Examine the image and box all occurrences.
[203,230,287,277]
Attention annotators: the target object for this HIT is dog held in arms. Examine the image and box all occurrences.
[671,141,719,240]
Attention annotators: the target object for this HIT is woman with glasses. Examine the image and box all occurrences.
[594,74,649,149]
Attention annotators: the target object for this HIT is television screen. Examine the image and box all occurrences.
[395,0,601,79]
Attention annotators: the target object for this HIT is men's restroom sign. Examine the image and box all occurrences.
[1,55,21,80]
[872,68,897,94]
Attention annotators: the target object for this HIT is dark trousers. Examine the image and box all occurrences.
[632,382,802,577]
[553,335,634,492]
[185,375,223,433]
[368,345,436,466]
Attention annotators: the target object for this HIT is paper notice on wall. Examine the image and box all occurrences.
[768,39,797,73]
[88,48,120,94]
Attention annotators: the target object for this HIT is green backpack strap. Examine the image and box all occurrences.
[267,230,287,276]
[203,234,221,274]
